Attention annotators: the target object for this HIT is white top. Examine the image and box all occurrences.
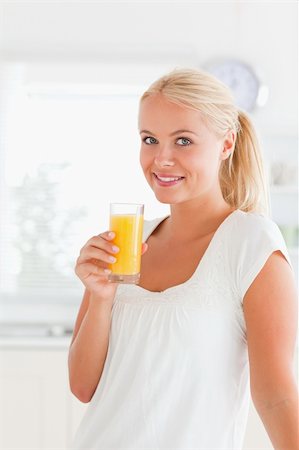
[71,209,293,450]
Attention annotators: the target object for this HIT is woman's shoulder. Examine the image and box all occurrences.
[229,209,289,263]
[228,210,293,301]
[232,209,281,236]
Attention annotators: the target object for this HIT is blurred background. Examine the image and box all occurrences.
[0,1,297,449]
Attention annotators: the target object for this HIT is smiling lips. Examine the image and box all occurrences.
[153,172,185,187]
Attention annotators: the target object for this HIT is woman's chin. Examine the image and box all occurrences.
[153,191,183,204]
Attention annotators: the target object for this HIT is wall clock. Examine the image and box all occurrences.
[206,59,269,112]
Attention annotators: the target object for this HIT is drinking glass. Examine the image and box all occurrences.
[108,203,144,284]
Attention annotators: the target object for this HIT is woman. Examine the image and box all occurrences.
[68,68,298,449]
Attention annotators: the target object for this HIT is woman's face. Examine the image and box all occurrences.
[138,93,234,206]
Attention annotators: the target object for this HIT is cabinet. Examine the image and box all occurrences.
[0,342,87,450]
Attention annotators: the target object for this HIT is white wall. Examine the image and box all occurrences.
[0,1,297,135]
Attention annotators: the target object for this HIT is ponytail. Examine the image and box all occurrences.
[219,111,270,216]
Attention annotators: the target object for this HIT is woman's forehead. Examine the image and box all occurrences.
[138,95,205,127]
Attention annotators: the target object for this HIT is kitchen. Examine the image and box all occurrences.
[0,1,298,449]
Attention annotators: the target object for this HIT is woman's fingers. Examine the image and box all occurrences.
[77,232,147,278]
[75,262,111,280]
[78,246,117,265]
[84,231,117,252]
[84,234,147,258]
[74,230,121,298]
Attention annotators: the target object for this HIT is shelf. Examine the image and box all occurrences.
[270,185,298,194]
[288,247,299,257]
[0,335,71,349]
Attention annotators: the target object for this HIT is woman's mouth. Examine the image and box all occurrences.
[153,173,185,187]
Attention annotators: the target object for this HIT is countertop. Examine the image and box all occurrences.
[0,335,72,350]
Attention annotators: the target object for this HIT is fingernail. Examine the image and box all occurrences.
[108,256,117,263]
[108,232,115,238]
[112,245,119,253]
[104,269,111,274]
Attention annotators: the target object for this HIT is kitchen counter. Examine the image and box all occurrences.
[0,335,72,349]
[0,301,78,349]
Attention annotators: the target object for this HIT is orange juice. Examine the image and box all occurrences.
[108,213,144,281]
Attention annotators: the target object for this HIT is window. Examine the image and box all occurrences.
[0,63,169,305]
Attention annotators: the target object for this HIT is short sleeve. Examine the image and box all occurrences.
[142,215,170,243]
[233,214,294,302]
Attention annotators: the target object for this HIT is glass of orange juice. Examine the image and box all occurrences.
[108,203,144,284]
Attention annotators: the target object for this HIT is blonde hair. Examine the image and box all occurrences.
[139,67,270,216]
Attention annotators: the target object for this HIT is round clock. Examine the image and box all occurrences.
[205,59,269,112]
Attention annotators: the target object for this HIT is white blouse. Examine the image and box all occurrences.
[71,209,293,450]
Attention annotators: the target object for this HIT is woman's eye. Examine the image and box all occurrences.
[177,137,191,146]
[143,137,158,145]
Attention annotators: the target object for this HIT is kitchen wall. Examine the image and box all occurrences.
[0,0,297,136]
[0,1,298,449]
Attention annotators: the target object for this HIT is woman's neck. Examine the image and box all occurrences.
[165,199,235,243]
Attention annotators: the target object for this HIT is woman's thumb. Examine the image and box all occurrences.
[141,242,148,255]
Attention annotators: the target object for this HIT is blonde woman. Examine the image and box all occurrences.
[69,68,298,449]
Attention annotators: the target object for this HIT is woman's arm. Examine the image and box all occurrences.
[68,232,148,404]
[68,230,122,403]
[68,288,114,403]
[243,250,298,450]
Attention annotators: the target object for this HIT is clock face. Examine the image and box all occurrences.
[207,60,261,112]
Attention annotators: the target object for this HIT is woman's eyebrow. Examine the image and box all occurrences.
[139,129,198,136]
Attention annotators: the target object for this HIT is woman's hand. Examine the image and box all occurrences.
[75,231,148,301]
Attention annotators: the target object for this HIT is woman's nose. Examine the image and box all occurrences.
[154,145,175,167]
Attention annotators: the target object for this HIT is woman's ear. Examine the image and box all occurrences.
[221,130,236,160]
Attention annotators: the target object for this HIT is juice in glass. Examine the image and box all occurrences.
[108,203,144,284]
